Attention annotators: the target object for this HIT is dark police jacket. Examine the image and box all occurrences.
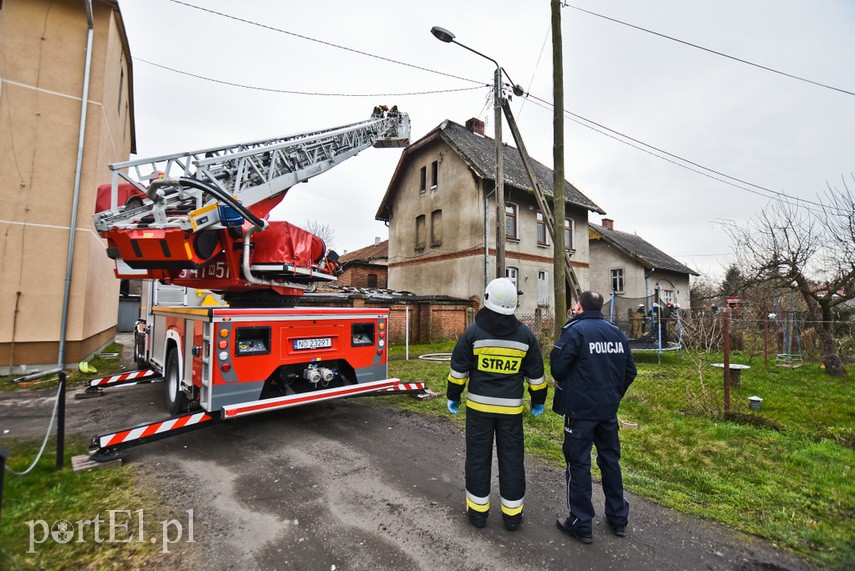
[550,311,637,419]
[448,308,546,416]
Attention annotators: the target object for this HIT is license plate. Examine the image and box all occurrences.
[293,337,332,350]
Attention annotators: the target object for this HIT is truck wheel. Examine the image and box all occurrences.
[133,328,147,368]
[165,348,188,416]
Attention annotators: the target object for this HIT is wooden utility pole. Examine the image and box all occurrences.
[551,0,567,336]
[494,67,506,279]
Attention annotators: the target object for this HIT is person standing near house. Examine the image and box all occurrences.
[550,290,637,543]
[446,278,547,531]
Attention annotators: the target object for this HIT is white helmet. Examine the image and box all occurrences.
[484,278,518,315]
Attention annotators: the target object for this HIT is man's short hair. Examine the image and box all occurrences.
[579,290,604,312]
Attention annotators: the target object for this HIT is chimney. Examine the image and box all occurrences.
[374,236,381,245]
[465,117,485,135]
[601,218,614,230]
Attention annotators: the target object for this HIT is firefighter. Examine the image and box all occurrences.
[447,278,547,531]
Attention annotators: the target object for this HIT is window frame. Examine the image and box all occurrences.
[536,211,549,245]
[564,218,575,251]
[505,266,519,290]
[415,214,426,250]
[610,268,625,294]
[505,203,519,241]
[430,209,442,247]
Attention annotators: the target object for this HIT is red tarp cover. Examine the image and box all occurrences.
[95,183,144,213]
[251,221,326,268]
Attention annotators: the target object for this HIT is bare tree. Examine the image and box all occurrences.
[303,220,336,251]
[725,177,855,377]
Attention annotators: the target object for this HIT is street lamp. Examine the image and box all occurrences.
[431,26,506,280]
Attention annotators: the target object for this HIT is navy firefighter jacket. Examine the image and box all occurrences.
[448,308,547,416]
[550,311,637,419]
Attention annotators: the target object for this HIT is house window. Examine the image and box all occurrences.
[564,218,575,250]
[415,215,426,249]
[505,203,518,240]
[536,212,549,245]
[419,167,427,193]
[430,209,442,246]
[367,274,378,288]
[506,266,518,289]
[663,289,674,304]
[537,270,549,306]
[610,268,625,293]
[430,160,438,188]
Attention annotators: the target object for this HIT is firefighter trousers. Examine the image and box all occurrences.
[562,416,629,533]
[465,410,525,524]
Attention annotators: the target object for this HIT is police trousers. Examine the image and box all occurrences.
[562,416,629,533]
[465,410,525,522]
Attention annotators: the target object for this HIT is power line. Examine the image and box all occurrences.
[524,95,835,216]
[563,3,855,97]
[135,58,488,97]
[159,0,841,214]
[526,93,838,214]
[168,0,484,87]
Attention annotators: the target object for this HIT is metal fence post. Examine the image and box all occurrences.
[0,446,9,518]
[723,311,731,414]
[56,371,66,471]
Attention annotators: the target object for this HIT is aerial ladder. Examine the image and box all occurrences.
[94,109,410,300]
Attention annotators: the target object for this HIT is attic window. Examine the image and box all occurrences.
[419,167,427,193]
[430,160,438,189]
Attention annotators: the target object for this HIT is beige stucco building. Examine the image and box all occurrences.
[376,118,604,316]
[588,219,698,311]
[0,0,135,373]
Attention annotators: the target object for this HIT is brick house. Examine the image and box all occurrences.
[338,239,388,289]
[375,118,604,315]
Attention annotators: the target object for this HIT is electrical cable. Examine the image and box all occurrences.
[563,3,855,98]
[525,93,841,215]
[168,0,484,86]
[135,58,488,97]
[155,1,844,216]
[4,381,61,476]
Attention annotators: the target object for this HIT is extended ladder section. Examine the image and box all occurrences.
[94,112,410,234]
[501,101,583,300]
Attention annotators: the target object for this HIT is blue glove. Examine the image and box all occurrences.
[531,404,544,417]
[447,400,460,415]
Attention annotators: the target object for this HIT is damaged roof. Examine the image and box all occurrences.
[589,223,699,276]
[376,119,605,221]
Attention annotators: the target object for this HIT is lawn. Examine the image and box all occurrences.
[387,342,855,569]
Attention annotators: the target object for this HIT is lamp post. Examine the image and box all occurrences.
[431,26,506,279]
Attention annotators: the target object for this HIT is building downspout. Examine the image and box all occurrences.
[58,0,94,367]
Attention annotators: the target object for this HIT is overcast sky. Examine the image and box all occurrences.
[117,0,855,282]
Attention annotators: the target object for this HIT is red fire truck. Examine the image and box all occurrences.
[86,109,423,460]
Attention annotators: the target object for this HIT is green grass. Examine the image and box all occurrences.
[388,343,855,569]
[0,343,126,393]
[0,436,184,570]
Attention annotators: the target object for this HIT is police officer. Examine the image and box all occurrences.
[550,290,637,543]
[447,278,547,531]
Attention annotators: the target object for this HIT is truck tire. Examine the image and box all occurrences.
[133,327,147,368]
[165,348,188,416]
